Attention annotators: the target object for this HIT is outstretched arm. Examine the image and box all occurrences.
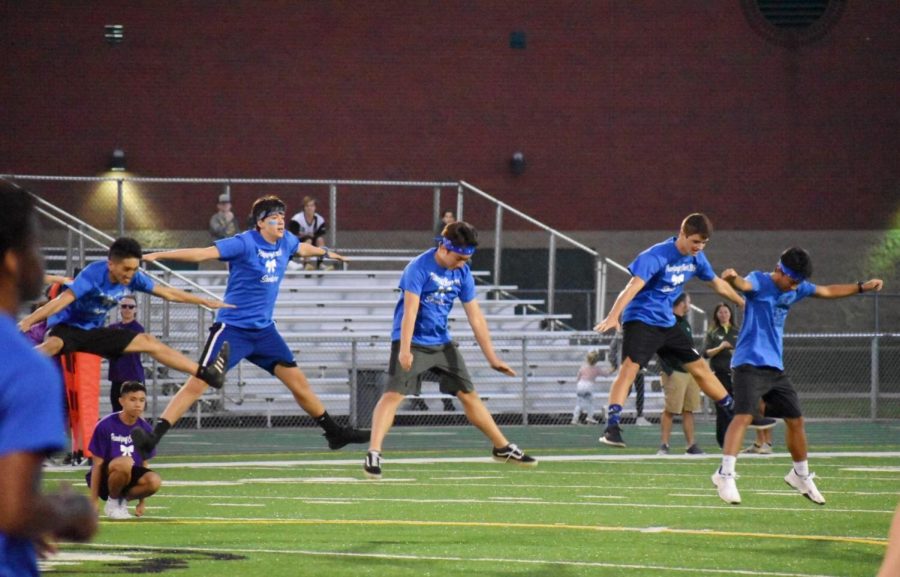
[814,279,883,299]
[18,290,76,332]
[144,246,220,264]
[463,299,516,377]
[594,276,645,333]
[151,284,235,310]
[296,243,347,263]
[708,276,745,308]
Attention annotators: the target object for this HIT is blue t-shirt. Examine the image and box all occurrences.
[622,237,716,327]
[214,230,301,329]
[731,271,817,370]
[48,261,155,330]
[391,248,477,346]
[0,314,66,577]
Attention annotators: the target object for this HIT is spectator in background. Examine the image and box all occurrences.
[291,196,328,270]
[436,209,456,236]
[703,302,753,450]
[571,350,612,425]
[106,295,145,412]
[657,293,703,455]
[209,193,239,241]
[0,180,97,576]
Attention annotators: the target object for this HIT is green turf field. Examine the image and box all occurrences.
[41,423,899,576]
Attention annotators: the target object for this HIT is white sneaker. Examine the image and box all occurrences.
[712,470,741,504]
[634,416,652,427]
[104,497,132,520]
[785,469,825,505]
[585,417,599,424]
[570,419,580,425]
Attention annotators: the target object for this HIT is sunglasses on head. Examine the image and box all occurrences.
[120,304,136,309]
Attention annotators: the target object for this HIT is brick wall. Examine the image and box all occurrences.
[2,2,898,230]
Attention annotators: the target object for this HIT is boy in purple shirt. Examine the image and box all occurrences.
[86,382,161,520]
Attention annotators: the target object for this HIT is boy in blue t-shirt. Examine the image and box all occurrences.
[594,213,752,448]
[0,181,96,577]
[17,237,232,390]
[133,195,369,457]
[712,247,883,505]
[86,381,161,520]
[363,221,537,479]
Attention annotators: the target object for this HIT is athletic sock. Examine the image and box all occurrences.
[315,411,343,435]
[152,418,172,441]
[716,394,735,411]
[607,404,622,426]
[793,460,809,477]
[720,455,737,476]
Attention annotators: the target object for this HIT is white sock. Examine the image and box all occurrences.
[720,455,737,476]
[793,460,809,477]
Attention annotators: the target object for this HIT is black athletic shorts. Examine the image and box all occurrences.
[48,324,141,358]
[85,462,153,501]
[621,320,701,369]
[732,364,802,419]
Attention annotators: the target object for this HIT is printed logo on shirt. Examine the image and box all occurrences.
[424,272,461,306]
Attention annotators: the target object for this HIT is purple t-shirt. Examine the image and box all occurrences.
[88,412,155,466]
[107,320,146,382]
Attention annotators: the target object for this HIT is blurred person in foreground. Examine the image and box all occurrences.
[0,180,97,576]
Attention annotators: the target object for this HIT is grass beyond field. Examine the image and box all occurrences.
[42,424,899,576]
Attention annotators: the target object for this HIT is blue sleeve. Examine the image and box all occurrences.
[216,235,248,262]
[67,266,98,299]
[131,270,156,293]
[745,271,762,296]
[695,253,715,282]
[459,268,476,303]
[628,252,664,282]
[287,232,301,256]
[0,361,66,458]
[398,261,428,296]
[797,281,817,300]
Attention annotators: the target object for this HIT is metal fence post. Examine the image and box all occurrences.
[521,336,529,425]
[116,178,124,237]
[493,205,503,289]
[547,234,557,326]
[329,183,338,247]
[433,187,442,232]
[870,335,880,421]
[456,183,464,222]
[350,340,359,428]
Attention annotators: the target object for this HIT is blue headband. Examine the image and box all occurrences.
[256,208,285,222]
[778,261,805,282]
[437,236,476,256]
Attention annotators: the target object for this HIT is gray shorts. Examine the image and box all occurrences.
[386,341,475,395]
[732,364,802,419]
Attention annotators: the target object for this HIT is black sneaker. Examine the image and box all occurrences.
[491,443,538,467]
[131,428,158,460]
[599,424,627,448]
[685,443,704,455]
[363,450,382,479]
[749,416,778,430]
[324,427,370,450]
[196,342,230,390]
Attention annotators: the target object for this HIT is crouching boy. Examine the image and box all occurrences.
[86,381,161,519]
